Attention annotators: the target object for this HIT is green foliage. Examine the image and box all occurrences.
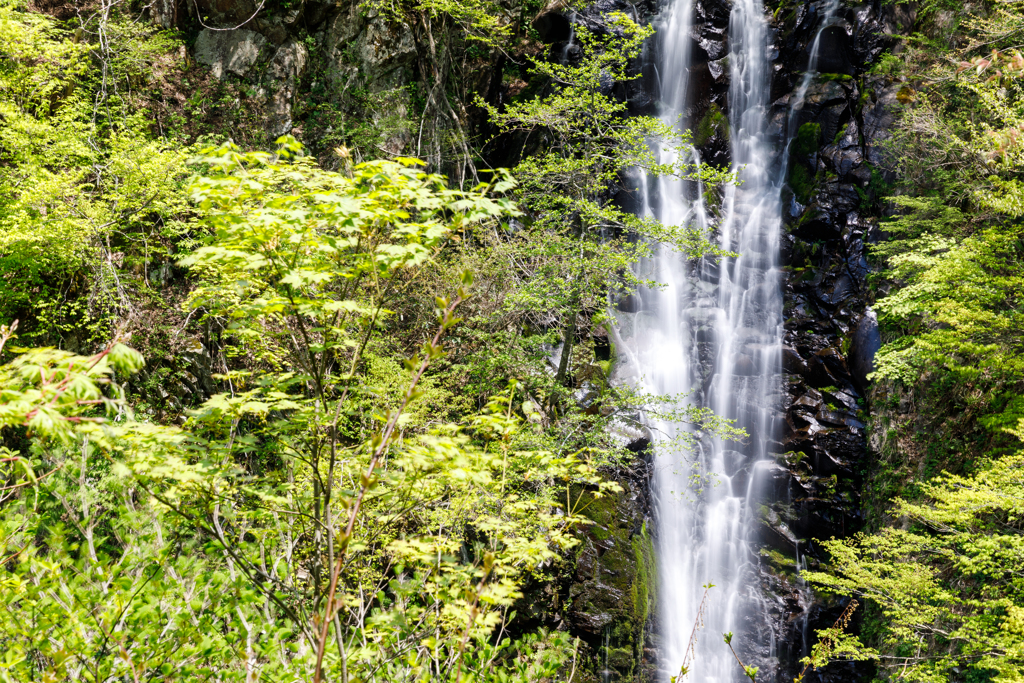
[181,137,515,372]
[360,0,514,47]
[0,5,751,682]
[792,122,821,159]
[868,51,904,77]
[805,423,1024,682]
[869,65,1024,391]
[870,199,1024,385]
[0,331,288,681]
[694,103,729,147]
[789,163,817,205]
[0,140,657,682]
[0,0,196,344]
[825,7,1024,682]
[788,123,821,204]
[867,4,1024,404]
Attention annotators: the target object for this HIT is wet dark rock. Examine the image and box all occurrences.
[617,294,641,313]
[814,270,855,306]
[532,3,572,43]
[823,388,859,412]
[817,101,851,143]
[782,349,810,381]
[708,56,730,82]
[794,210,842,241]
[697,33,728,60]
[567,470,655,682]
[762,507,801,552]
[803,79,847,108]
[851,3,892,66]
[849,309,881,390]
[793,391,823,412]
[815,25,855,74]
[861,77,903,169]
[766,4,885,664]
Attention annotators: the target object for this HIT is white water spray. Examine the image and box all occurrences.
[614,0,850,677]
[618,0,779,676]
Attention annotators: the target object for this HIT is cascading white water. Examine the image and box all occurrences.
[616,0,848,678]
[783,0,842,183]
[560,15,577,64]
[613,0,839,679]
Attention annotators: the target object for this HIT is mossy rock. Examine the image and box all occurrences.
[567,481,656,681]
[791,122,821,159]
[789,163,817,205]
[694,103,729,147]
[819,72,854,83]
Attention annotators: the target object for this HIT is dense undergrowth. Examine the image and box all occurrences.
[4,0,1024,680]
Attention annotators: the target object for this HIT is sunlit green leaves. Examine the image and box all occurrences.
[0,2,195,340]
[477,12,734,382]
[805,427,1024,682]
[181,138,515,370]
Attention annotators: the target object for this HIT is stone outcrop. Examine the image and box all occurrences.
[261,39,308,136]
[193,28,267,79]
[156,0,420,141]
[567,470,657,682]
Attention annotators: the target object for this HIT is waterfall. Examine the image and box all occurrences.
[560,15,576,64]
[622,0,771,676]
[616,0,848,677]
[783,0,843,182]
[619,0,779,673]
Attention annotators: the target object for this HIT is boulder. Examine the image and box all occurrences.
[263,40,308,136]
[532,0,572,43]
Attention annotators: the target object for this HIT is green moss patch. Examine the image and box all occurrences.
[792,122,822,158]
[694,103,729,146]
[789,163,817,204]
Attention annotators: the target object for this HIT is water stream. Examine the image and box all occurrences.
[615,0,843,680]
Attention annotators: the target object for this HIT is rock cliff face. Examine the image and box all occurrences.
[566,467,658,682]
[151,0,450,155]
[758,5,902,679]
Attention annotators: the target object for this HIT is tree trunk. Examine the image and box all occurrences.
[555,308,577,386]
